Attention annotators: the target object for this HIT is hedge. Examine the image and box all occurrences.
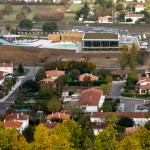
[121,92,150,98]
[124,86,135,90]
[67,80,106,86]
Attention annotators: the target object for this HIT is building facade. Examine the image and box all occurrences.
[82,33,120,51]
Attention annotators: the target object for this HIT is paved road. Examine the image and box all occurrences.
[110,81,150,112]
[119,96,150,112]
[109,81,125,99]
[0,66,40,114]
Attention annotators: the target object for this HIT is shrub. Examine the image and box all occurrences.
[16,11,26,21]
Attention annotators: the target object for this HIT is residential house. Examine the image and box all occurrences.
[90,112,150,126]
[0,62,13,75]
[43,121,58,129]
[111,70,129,78]
[137,77,150,94]
[39,78,56,87]
[98,16,113,23]
[2,120,24,134]
[46,112,70,121]
[125,127,139,135]
[125,14,144,23]
[6,113,30,131]
[145,68,150,77]
[79,73,99,81]
[46,70,65,80]
[78,88,105,113]
[135,4,144,12]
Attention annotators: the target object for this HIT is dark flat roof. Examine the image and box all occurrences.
[83,33,118,40]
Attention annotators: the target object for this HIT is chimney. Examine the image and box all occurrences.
[4,119,6,123]
[3,62,5,66]
[21,112,23,115]
[17,114,19,119]
[52,112,53,116]
[56,68,57,70]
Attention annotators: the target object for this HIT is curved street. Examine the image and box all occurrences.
[0,66,40,114]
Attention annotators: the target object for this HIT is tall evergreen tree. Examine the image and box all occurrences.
[129,43,138,70]
[120,44,128,70]
[18,63,24,74]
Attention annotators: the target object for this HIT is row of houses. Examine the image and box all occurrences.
[2,111,149,135]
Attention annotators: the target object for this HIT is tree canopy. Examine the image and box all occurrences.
[19,19,33,31]
[42,21,57,33]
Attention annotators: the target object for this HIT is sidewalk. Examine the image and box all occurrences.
[0,77,24,102]
[119,96,150,101]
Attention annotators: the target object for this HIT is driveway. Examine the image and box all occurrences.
[0,66,41,114]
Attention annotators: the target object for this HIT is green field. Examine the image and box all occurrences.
[0,4,64,20]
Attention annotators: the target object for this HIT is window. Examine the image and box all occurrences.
[82,107,86,110]
[101,41,109,47]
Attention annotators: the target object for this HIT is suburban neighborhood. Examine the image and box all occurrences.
[0,0,150,149]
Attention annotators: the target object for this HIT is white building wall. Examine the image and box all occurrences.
[98,95,105,107]
[16,119,29,130]
[0,78,4,85]
[0,67,13,74]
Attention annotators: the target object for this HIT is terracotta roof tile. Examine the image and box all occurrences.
[6,113,30,120]
[46,112,70,120]
[2,120,23,128]
[126,127,139,135]
[79,73,99,81]
[46,70,65,77]
[111,70,129,76]
[125,14,144,18]
[44,122,58,129]
[78,88,103,106]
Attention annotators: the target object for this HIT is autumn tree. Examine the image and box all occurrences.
[80,76,93,87]
[94,124,118,150]
[38,49,49,63]
[120,44,128,70]
[48,97,61,112]
[2,4,13,15]
[105,75,113,84]
[16,11,26,21]
[128,70,138,80]
[21,5,31,13]
[100,84,111,96]
[129,43,138,70]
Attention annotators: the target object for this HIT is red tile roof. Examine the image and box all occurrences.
[0,63,13,67]
[46,70,65,77]
[46,112,70,120]
[126,127,139,135]
[137,77,150,84]
[79,73,99,81]
[91,122,108,129]
[91,112,149,118]
[78,88,103,106]
[44,122,58,129]
[0,76,4,80]
[135,4,144,8]
[111,70,129,76]
[2,120,23,128]
[6,113,30,120]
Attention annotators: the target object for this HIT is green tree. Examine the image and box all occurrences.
[100,84,111,96]
[2,4,13,15]
[18,63,24,74]
[120,44,128,70]
[22,125,35,142]
[117,11,126,22]
[48,97,61,112]
[117,116,134,127]
[105,75,113,84]
[144,120,150,130]
[35,68,45,81]
[116,3,125,11]
[80,76,93,87]
[70,69,80,80]
[129,43,138,70]
[19,19,33,31]
[128,70,138,80]
[42,21,57,33]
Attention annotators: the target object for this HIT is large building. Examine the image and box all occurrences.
[82,33,120,51]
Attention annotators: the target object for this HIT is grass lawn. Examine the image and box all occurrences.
[0,4,65,21]
[68,3,94,11]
